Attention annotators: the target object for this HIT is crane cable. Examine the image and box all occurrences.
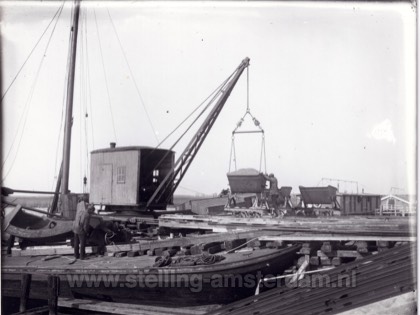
[228,66,267,173]
[93,8,117,143]
[142,67,238,182]
[106,8,160,144]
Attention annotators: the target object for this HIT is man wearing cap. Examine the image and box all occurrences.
[73,199,94,259]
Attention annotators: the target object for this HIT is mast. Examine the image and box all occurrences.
[61,0,81,196]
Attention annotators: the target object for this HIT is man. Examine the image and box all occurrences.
[73,200,94,259]
[263,173,280,209]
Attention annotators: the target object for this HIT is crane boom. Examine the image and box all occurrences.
[147,57,250,208]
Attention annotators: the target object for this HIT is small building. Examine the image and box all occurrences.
[337,193,382,216]
[89,144,175,211]
[379,194,416,216]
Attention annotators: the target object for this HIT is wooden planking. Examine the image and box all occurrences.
[11,246,93,257]
[159,214,414,236]
[258,235,415,242]
[134,230,283,252]
[7,230,279,257]
[58,298,221,315]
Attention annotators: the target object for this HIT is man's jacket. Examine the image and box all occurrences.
[72,201,91,234]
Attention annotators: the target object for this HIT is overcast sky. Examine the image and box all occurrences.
[1,1,416,196]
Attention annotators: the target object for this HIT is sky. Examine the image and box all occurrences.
[1,1,417,197]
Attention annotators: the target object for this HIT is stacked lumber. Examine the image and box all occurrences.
[158,214,415,239]
[209,243,416,315]
[292,241,404,272]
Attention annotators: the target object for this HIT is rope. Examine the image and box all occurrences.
[153,255,172,267]
[228,66,268,173]
[107,8,159,144]
[94,9,117,143]
[153,253,226,267]
[2,4,65,183]
[78,7,90,192]
[226,237,259,253]
[142,70,236,185]
[1,2,65,101]
[246,66,249,111]
[85,8,95,149]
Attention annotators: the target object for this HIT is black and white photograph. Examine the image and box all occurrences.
[0,1,417,314]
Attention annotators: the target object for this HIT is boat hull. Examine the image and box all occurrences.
[3,205,73,244]
[2,246,299,306]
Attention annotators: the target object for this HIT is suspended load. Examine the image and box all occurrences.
[227,168,266,194]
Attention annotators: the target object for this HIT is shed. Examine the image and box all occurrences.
[89,145,174,210]
[379,194,416,216]
[337,193,382,215]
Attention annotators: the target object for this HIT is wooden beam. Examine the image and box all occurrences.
[12,306,49,315]
[135,230,283,252]
[58,297,220,315]
[258,235,415,242]
[12,246,93,257]
[19,274,32,312]
[47,275,59,315]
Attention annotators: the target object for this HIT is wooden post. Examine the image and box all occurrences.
[19,273,32,312]
[7,235,15,255]
[47,275,60,315]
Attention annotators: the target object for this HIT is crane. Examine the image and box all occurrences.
[146,57,250,208]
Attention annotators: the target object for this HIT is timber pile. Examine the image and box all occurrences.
[3,230,283,257]
[208,243,416,315]
[293,240,403,270]
[159,214,414,238]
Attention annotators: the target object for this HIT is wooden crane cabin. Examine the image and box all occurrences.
[89,144,175,211]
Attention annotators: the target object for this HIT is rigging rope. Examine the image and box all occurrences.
[84,7,95,150]
[139,69,237,189]
[1,2,65,102]
[2,2,65,170]
[107,9,159,144]
[142,70,236,185]
[81,7,90,193]
[94,9,118,143]
[2,3,65,183]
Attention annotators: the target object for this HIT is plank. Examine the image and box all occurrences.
[11,305,49,315]
[258,234,415,242]
[58,298,220,315]
[12,246,93,257]
[136,229,283,252]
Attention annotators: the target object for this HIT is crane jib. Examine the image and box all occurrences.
[146,57,250,208]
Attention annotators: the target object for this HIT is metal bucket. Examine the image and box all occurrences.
[227,168,266,193]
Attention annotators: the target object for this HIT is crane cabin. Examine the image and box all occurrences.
[89,144,175,211]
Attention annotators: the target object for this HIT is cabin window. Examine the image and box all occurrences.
[117,166,126,184]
